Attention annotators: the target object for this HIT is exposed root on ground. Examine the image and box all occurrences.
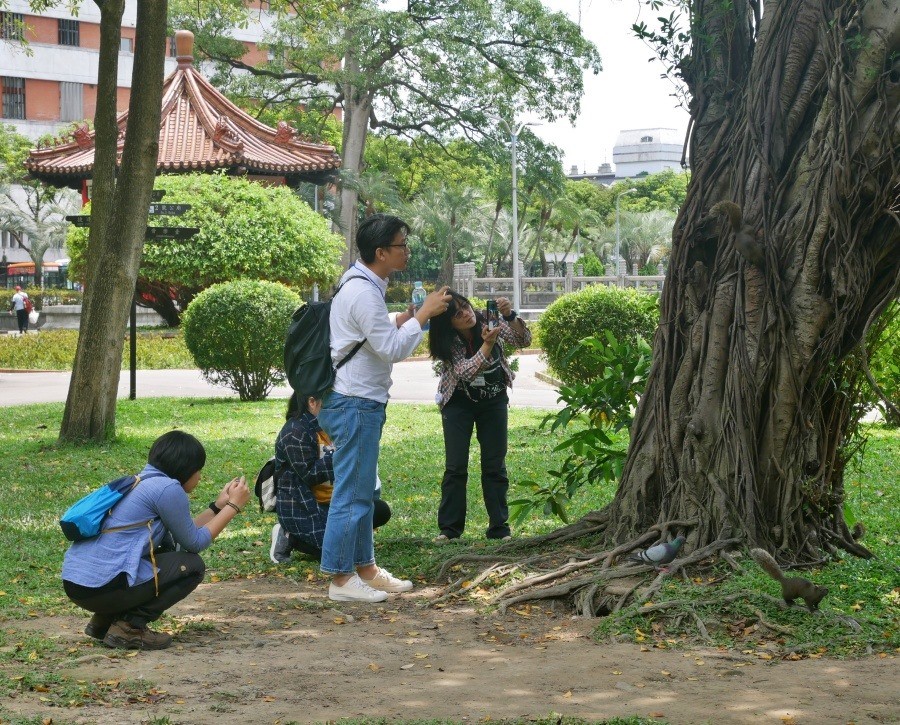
[425,521,877,654]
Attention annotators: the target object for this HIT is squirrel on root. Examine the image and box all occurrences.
[751,549,828,612]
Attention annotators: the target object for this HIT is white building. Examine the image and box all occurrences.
[611,127,686,178]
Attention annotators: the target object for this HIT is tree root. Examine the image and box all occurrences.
[754,608,794,635]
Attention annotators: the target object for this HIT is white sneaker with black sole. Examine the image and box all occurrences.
[328,574,389,602]
[269,523,291,564]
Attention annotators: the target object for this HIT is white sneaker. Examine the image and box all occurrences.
[361,566,414,593]
[269,523,291,564]
[328,574,389,603]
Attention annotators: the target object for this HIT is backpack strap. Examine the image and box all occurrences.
[332,274,374,369]
[98,471,170,597]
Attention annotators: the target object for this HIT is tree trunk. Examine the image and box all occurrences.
[336,43,374,268]
[59,0,168,442]
[136,279,182,327]
[605,0,899,561]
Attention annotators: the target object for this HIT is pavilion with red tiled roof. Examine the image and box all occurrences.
[24,30,341,189]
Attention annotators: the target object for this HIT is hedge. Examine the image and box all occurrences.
[182,280,300,401]
[537,285,659,384]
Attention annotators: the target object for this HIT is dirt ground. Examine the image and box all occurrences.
[4,578,898,725]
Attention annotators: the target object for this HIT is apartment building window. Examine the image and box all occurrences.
[1,77,26,120]
[58,18,80,46]
[640,135,654,143]
[120,36,133,53]
[1,231,23,249]
[60,82,84,122]
[0,12,24,40]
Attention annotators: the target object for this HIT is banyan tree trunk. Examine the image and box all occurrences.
[606,0,899,560]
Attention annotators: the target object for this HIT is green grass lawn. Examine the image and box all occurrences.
[0,398,611,620]
[0,329,194,370]
[1,398,897,655]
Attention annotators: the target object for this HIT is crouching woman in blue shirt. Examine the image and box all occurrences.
[62,431,250,650]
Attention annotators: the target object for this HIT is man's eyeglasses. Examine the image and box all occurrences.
[385,242,409,249]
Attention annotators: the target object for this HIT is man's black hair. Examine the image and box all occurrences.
[148,430,207,485]
[356,213,410,263]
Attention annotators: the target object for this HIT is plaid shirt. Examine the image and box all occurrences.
[435,318,532,408]
[274,412,334,550]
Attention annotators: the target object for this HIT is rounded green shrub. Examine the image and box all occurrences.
[537,285,659,384]
[182,280,301,401]
[867,302,900,427]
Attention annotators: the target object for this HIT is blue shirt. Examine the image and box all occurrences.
[61,464,213,588]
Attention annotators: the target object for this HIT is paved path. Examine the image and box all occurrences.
[0,353,562,409]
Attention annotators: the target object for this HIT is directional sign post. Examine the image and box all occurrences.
[64,194,198,400]
[145,226,199,241]
[65,215,91,227]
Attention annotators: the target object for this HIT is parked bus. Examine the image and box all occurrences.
[1,260,72,289]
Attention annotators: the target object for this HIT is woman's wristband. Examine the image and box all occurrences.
[502,310,517,322]
[224,501,243,514]
[208,501,222,515]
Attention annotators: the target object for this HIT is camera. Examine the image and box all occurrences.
[485,300,499,330]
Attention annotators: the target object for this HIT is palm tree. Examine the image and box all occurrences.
[593,209,675,274]
[0,184,78,286]
[404,185,492,286]
[338,169,402,220]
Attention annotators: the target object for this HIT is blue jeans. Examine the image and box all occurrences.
[317,392,386,574]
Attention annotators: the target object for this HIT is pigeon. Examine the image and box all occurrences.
[625,536,685,569]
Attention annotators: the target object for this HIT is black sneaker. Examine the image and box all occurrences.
[103,620,172,650]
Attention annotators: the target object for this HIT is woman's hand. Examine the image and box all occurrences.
[214,477,243,509]
[226,476,251,510]
[480,323,502,354]
[496,297,513,318]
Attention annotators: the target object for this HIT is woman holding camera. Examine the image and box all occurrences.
[428,292,531,542]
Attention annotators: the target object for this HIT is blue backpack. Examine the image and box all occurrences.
[60,472,164,542]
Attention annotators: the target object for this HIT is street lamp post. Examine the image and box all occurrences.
[500,119,536,312]
[615,188,637,278]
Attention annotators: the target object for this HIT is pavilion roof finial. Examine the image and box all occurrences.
[175,30,194,69]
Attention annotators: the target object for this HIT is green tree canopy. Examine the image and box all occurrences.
[172,0,600,258]
[0,124,79,284]
[67,173,343,324]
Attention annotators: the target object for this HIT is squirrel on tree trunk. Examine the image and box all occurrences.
[708,201,766,267]
[751,548,829,612]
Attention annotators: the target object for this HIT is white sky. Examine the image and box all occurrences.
[381,0,689,173]
[532,0,690,174]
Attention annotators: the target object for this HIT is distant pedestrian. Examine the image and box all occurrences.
[9,285,29,333]
[428,293,531,542]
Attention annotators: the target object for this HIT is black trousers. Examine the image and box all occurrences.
[63,551,205,627]
[438,390,510,539]
[15,309,28,333]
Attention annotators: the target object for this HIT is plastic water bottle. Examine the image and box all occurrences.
[411,281,429,331]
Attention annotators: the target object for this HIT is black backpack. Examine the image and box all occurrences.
[284,275,368,399]
[254,457,278,512]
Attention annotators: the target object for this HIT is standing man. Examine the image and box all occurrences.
[10,285,29,334]
[319,214,450,603]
